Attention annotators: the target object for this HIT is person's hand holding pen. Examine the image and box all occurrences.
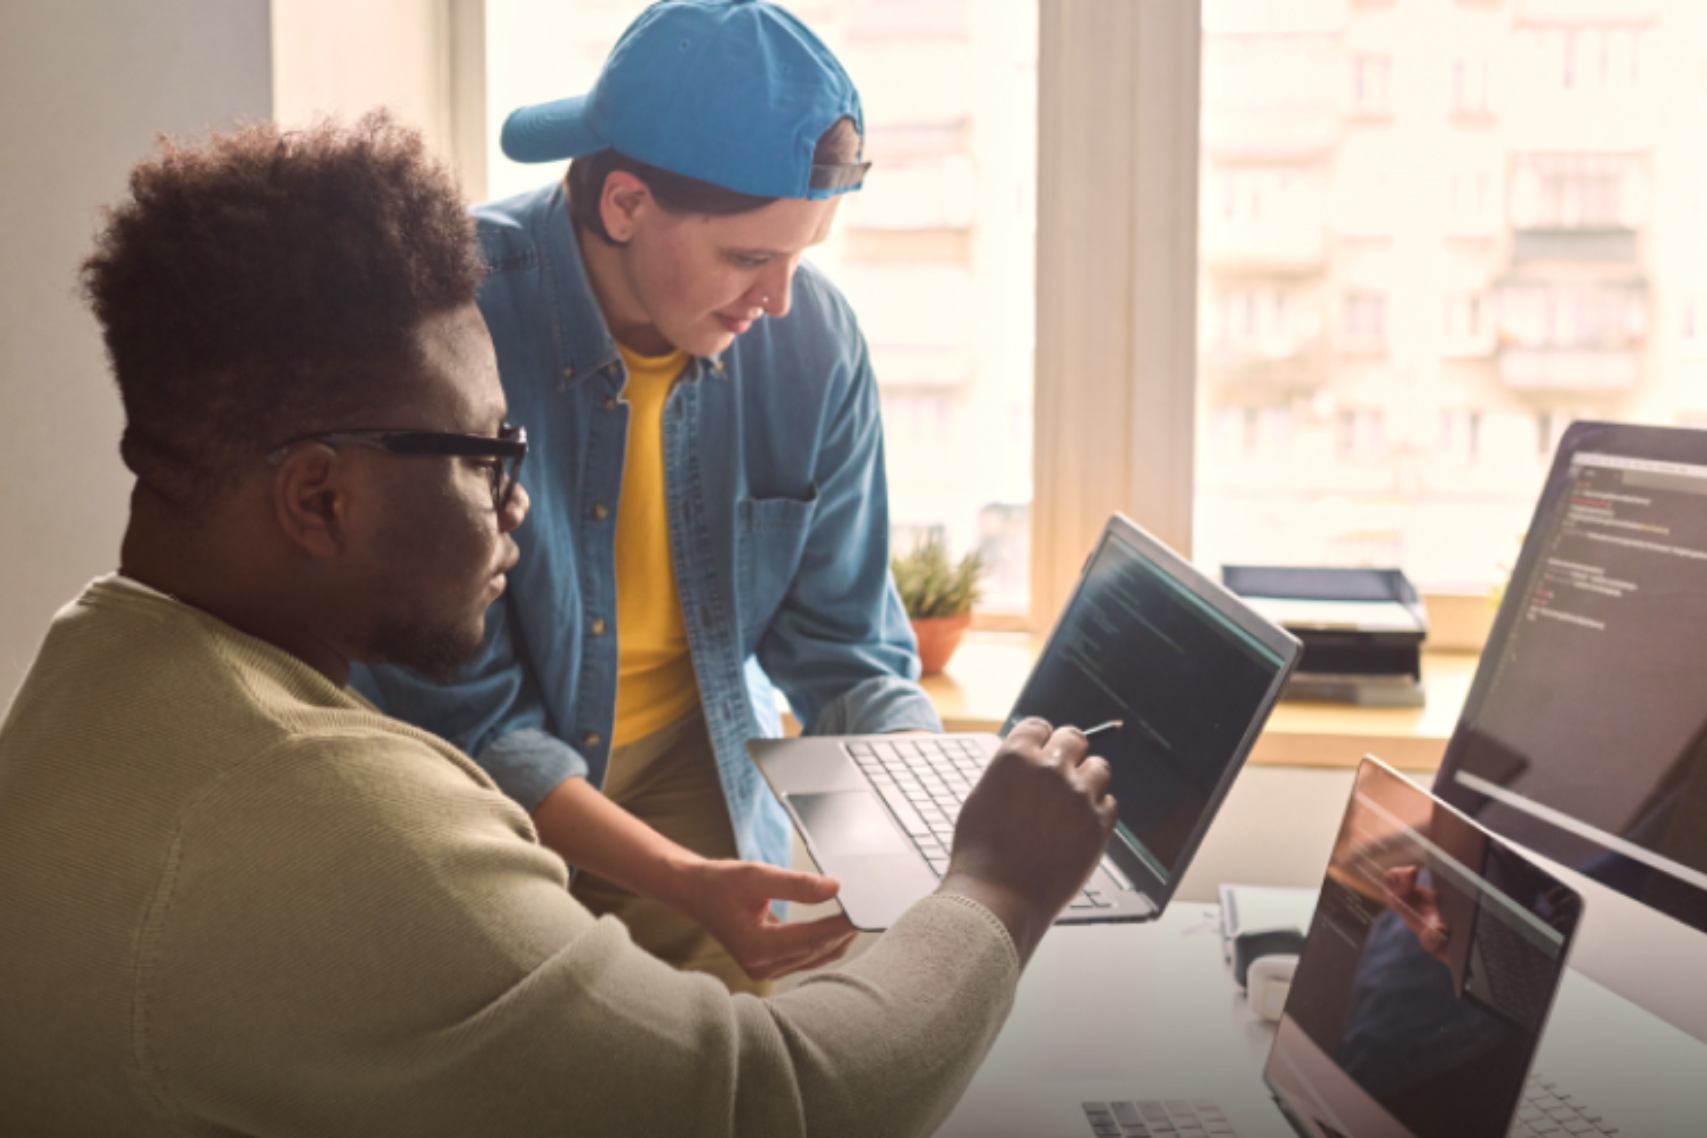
[937,717,1121,962]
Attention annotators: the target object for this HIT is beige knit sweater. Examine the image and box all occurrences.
[0,579,1019,1137]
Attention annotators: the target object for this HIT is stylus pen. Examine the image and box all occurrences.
[1080,719,1124,738]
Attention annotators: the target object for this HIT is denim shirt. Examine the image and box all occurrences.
[355,182,940,871]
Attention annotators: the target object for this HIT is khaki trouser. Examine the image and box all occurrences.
[570,709,772,995]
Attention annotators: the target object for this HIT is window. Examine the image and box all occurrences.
[1341,290,1388,349]
[1451,54,1492,116]
[1510,153,1645,230]
[1336,406,1387,458]
[1443,290,1492,355]
[1498,280,1646,350]
[1194,1,1698,593]
[1350,53,1393,116]
[1445,163,1500,234]
[813,5,1039,616]
[1439,407,1483,460]
[1526,24,1647,93]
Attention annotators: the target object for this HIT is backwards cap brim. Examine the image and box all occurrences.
[500,94,606,164]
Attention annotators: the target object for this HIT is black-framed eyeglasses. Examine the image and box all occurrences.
[265,423,528,513]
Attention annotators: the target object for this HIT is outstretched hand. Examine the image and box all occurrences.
[678,859,860,982]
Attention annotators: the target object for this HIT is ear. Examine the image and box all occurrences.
[598,169,653,243]
[269,445,352,558]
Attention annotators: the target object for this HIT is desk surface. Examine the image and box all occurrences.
[920,634,1477,772]
[937,905,1707,1137]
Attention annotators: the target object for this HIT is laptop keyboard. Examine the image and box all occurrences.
[846,736,1122,910]
[1081,1099,1234,1136]
[1511,1074,1619,1136]
[1078,1075,1617,1137]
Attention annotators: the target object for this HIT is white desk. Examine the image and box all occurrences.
[936,906,1707,1137]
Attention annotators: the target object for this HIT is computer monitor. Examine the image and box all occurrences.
[1434,421,1707,1035]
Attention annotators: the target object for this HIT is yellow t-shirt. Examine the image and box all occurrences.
[612,342,701,745]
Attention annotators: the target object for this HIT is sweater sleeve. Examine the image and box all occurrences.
[139,732,1019,1138]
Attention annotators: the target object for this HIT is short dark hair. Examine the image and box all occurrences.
[567,116,863,242]
[82,111,484,505]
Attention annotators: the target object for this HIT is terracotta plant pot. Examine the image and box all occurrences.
[911,612,972,677]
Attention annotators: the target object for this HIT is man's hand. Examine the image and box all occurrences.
[938,717,1117,963]
[532,777,856,982]
[676,860,860,982]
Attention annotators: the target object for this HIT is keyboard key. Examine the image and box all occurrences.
[873,783,931,836]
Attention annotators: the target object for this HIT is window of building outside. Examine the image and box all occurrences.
[1197,0,1707,592]
[483,0,1039,616]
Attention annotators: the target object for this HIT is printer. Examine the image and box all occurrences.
[1220,565,1427,707]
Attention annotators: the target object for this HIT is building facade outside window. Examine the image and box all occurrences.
[1197,0,1707,590]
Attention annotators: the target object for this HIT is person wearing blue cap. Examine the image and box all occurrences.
[357,0,941,993]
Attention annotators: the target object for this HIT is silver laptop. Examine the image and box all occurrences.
[1254,758,1602,1138]
[943,758,1613,1138]
[748,513,1302,930]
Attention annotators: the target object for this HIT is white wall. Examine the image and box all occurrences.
[272,0,485,201]
[0,1,272,708]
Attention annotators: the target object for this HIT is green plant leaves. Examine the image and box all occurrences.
[890,536,984,619]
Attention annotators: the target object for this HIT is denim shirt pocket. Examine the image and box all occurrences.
[734,488,819,646]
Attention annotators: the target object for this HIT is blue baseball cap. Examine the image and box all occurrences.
[500,0,869,201]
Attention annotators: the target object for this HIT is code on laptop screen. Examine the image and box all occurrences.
[1005,526,1285,884]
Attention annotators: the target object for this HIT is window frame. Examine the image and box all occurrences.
[1031,0,1199,630]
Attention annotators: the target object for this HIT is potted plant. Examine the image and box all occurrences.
[891,536,984,676]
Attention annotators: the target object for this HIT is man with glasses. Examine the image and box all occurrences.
[0,115,1118,1136]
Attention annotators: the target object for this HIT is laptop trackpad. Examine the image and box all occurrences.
[789,791,916,857]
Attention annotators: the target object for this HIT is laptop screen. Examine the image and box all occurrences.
[1002,516,1295,894]
[1265,760,1582,1138]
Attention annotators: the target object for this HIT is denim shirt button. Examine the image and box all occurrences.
[581,732,601,749]
[591,503,610,521]
[589,617,608,636]
[602,395,619,411]
[561,365,575,381]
